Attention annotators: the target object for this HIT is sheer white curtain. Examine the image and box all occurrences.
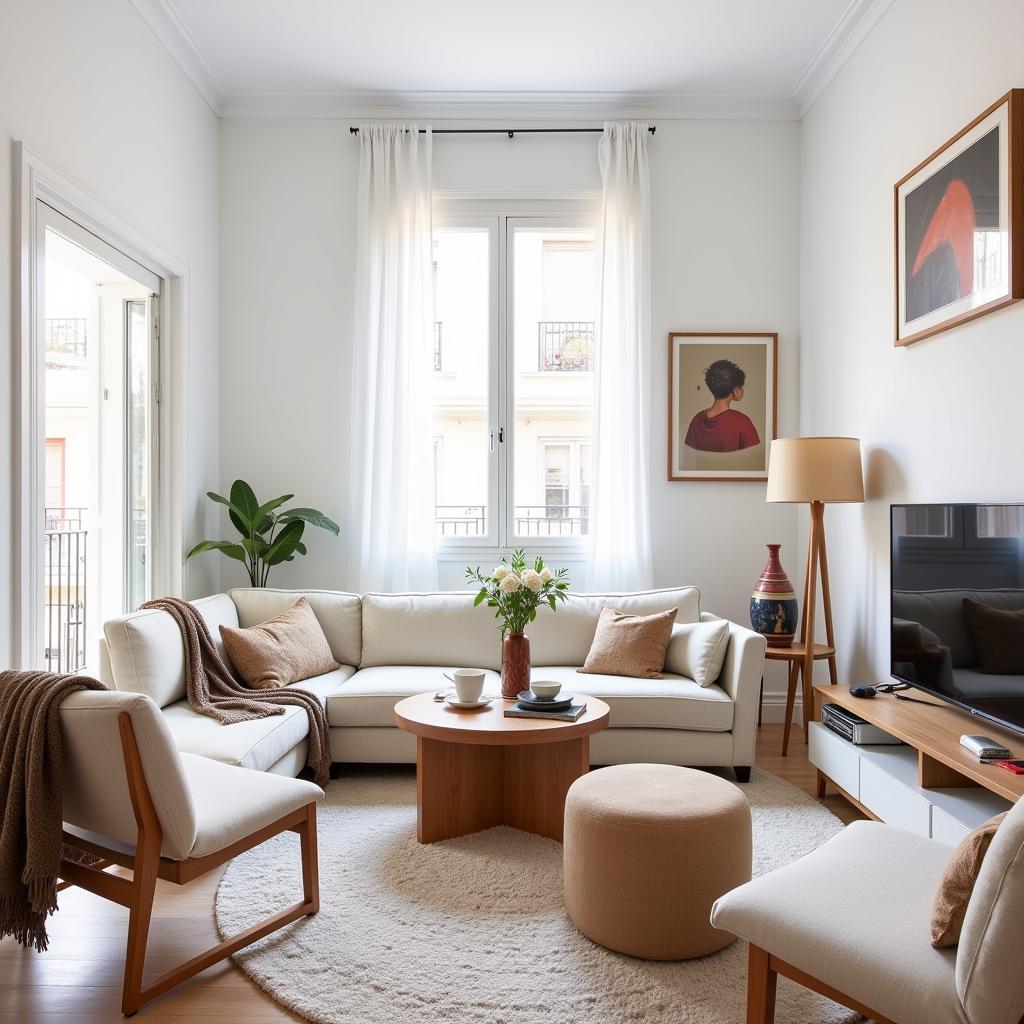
[349,123,438,591]
[586,121,654,591]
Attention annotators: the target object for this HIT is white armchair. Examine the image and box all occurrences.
[57,690,323,1016]
[711,801,1024,1024]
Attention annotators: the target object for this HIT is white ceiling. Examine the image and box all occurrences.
[131,0,896,117]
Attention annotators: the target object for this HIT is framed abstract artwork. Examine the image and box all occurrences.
[895,89,1024,346]
[667,332,777,482]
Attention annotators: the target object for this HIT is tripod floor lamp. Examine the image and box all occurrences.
[766,437,864,743]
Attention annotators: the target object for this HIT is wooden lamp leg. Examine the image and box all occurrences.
[801,502,823,737]
[817,514,839,686]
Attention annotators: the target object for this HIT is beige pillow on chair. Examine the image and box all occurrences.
[220,596,340,689]
[930,811,1007,948]
[577,606,677,679]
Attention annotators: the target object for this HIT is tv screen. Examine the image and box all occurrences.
[891,503,1024,735]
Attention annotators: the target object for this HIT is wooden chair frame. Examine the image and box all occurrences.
[746,945,895,1024]
[58,712,320,1016]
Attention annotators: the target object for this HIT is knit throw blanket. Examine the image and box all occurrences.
[0,670,108,952]
[141,597,331,787]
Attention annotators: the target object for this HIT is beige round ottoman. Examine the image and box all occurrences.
[563,763,752,960]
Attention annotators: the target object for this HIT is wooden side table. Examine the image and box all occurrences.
[764,643,836,756]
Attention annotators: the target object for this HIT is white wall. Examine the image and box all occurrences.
[0,0,221,666]
[219,116,801,710]
[800,0,1024,681]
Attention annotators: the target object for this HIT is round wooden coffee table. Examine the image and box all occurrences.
[394,692,610,844]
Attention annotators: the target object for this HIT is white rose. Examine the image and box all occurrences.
[539,567,553,584]
[499,573,521,593]
[522,569,543,593]
[493,566,510,581]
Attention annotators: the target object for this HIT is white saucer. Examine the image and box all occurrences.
[444,693,495,710]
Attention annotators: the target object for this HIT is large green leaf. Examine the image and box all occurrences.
[253,494,294,534]
[277,507,340,535]
[264,521,305,565]
[186,539,246,563]
[207,490,251,537]
[230,480,260,536]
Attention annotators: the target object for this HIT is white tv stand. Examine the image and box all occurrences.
[810,684,1019,843]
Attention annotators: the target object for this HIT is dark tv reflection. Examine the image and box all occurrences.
[891,504,1024,735]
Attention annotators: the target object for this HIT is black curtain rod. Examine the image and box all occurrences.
[348,126,655,138]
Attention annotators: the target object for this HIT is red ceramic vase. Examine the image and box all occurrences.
[501,632,531,699]
[750,543,799,647]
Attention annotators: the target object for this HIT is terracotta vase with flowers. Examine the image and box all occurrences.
[466,551,570,699]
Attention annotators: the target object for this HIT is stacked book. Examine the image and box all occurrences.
[504,696,587,722]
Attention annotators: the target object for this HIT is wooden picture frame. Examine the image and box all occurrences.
[667,332,778,482]
[895,89,1024,347]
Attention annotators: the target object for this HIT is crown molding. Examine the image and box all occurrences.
[130,0,225,113]
[793,0,896,115]
[218,89,800,121]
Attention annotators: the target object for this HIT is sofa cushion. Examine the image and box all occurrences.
[103,594,239,709]
[579,606,677,679]
[287,666,355,708]
[665,619,731,686]
[527,588,702,666]
[220,596,340,689]
[327,666,502,727]
[358,588,702,671]
[534,666,733,731]
[162,701,310,773]
[230,588,362,667]
[360,593,503,669]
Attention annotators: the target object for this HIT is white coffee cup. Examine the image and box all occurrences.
[444,669,486,704]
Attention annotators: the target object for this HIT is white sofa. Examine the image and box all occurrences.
[100,587,767,781]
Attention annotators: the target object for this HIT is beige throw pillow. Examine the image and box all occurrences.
[930,811,1007,948]
[664,620,730,686]
[220,596,340,690]
[577,606,677,679]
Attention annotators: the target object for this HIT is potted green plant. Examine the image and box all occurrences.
[187,479,340,587]
[466,550,570,699]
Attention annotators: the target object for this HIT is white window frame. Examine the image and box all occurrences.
[431,194,598,562]
[13,143,187,668]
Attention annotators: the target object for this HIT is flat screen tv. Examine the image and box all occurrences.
[891,503,1024,736]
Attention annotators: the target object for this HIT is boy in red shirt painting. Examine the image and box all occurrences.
[684,359,760,453]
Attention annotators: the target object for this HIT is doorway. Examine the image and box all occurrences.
[40,205,161,672]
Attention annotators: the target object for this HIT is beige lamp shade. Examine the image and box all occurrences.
[766,437,864,503]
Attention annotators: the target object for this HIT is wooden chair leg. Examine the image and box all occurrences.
[782,662,798,757]
[747,945,778,1024]
[299,803,320,915]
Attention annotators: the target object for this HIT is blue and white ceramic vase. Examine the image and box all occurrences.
[749,543,798,647]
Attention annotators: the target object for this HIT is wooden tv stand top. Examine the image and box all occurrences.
[813,683,1024,804]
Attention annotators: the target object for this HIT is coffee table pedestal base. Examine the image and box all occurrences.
[416,735,590,843]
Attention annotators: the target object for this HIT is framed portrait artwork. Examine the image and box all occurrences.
[895,89,1024,346]
[667,332,777,482]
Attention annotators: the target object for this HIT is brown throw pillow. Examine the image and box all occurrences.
[962,599,1024,674]
[930,811,1007,948]
[577,606,677,679]
[220,597,340,690]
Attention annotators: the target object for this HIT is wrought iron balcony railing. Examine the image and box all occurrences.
[537,321,594,371]
[46,318,88,358]
[44,507,87,674]
[434,504,589,537]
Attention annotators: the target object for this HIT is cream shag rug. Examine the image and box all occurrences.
[216,767,860,1024]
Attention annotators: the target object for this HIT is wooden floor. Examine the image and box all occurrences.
[2,723,862,1023]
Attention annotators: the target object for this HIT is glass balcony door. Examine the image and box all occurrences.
[40,203,161,672]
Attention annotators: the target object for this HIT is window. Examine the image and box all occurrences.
[431,211,596,549]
